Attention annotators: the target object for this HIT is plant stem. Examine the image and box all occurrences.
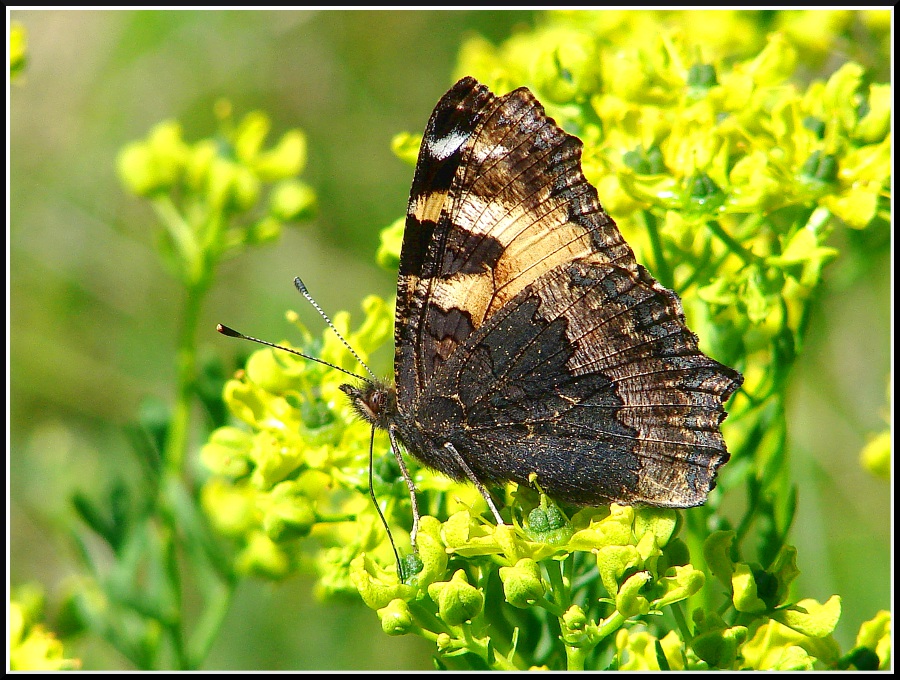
[164,283,205,475]
[639,209,674,289]
[706,219,762,265]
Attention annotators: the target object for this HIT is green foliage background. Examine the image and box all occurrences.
[9,9,891,670]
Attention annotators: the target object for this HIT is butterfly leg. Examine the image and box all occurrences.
[389,427,422,547]
[443,442,506,525]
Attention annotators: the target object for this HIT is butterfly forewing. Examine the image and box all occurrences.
[396,77,641,404]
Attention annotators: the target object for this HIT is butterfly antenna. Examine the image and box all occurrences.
[293,277,377,381]
[216,324,368,382]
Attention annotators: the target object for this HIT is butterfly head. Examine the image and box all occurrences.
[340,379,397,431]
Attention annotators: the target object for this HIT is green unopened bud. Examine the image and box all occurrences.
[184,140,218,192]
[236,531,291,579]
[499,558,545,608]
[231,165,261,212]
[692,624,748,667]
[200,426,253,477]
[562,603,587,630]
[256,129,307,180]
[262,486,317,541]
[800,150,838,184]
[377,598,414,636]
[802,115,826,140]
[427,570,484,626]
[117,142,159,197]
[234,111,271,162]
[560,604,594,647]
[687,63,718,95]
[269,179,317,221]
[685,171,725,213]
[436,632,453,653]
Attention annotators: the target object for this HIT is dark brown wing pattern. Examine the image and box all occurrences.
[391,76,742,508]
[415,260,742,506]
[395,76,639,410]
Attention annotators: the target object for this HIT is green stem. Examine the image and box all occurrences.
[152,196,198,273]
[456,626,519,670]
[565,644,589,671]
[594,610,627,642]
[187,577,235,667]
[639,209,674,289]
[671,601,693,642]
[163,283,206,475]
[706,219,762,265]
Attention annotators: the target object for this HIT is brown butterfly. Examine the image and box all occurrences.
[221,76,742,573]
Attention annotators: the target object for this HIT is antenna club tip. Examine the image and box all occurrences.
[293,277,308,294]
[217,323,241,338]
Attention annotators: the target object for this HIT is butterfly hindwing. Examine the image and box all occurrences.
[411,259,742,506]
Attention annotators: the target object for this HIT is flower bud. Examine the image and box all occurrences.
[499,558,545,608]
[427,570,484,626]
[377,598,414,636]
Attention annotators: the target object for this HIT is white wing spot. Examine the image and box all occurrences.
[426,128,469,160]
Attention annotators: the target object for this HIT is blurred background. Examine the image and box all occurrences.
[9,9,891,670]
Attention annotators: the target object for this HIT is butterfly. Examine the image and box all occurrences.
[340,77,743,548]
[219,76,743,571]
